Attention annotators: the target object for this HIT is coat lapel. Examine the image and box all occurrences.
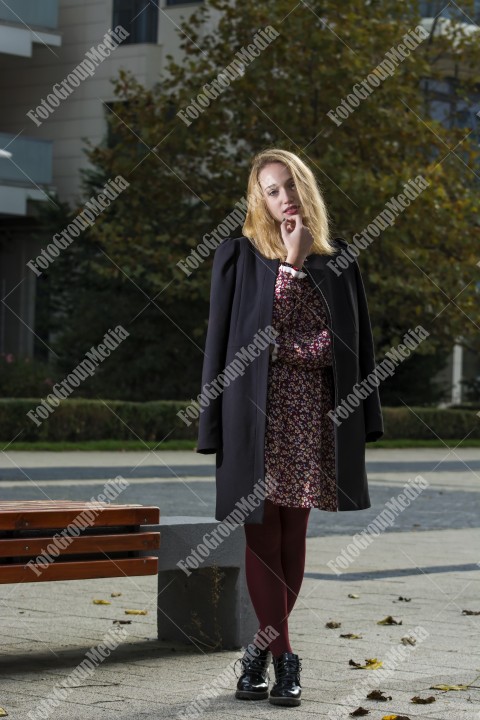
[257,254,280,333]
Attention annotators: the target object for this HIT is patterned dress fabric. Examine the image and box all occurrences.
[264,265,338,511]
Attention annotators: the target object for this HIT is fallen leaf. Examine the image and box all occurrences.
[111,592,122,597]
[348,593,360,599]
[350,658,383,670]
[400,636,416,646]
[326,621,341,628]
[350,707,369,716]
[124,609,148,615]
[367,689,392,701]
[382,715,411,720]
[411,695,435,704]
[461,609,480,615]
[397,596,411,602]
[113,619,132,624]
[340,633,363,639]
[377,615,402,625]
[0,708,8,717]
[92,599,111,605]
[429,683,469,691]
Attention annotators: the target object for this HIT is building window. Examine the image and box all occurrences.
[421,77,480,135]
[112,0,158,44]
[419,1,480,22]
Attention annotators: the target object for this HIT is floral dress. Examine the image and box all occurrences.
[264,265,338,511]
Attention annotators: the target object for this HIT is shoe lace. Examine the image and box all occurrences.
[233,647,269,678]
[233,658,244,679]
[275,656,302,679]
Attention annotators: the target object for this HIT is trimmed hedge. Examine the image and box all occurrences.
[0,399,195,443]
[0,399,479,443]
[380,406,480,440]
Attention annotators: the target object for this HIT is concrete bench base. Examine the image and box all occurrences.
[151,517,258,650]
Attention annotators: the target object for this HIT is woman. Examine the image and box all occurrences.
[196,148,383,707]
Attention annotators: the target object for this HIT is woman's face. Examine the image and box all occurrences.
[258,162,301,223]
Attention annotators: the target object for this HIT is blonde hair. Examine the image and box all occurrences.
[242,148,337,259]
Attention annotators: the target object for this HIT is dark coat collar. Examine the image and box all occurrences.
[249,236,341,273]
[250,242,338,290]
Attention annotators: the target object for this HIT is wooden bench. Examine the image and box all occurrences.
[0,500,160,584]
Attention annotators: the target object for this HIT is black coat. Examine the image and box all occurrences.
[196,235,384,523]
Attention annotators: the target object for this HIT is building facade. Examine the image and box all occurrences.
[0,0,205,359]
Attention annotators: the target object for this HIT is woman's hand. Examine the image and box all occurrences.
[280,211,313,266]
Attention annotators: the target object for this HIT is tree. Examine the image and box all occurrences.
[44,0,480,403]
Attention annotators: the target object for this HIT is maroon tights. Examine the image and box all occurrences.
[243,498,311,658]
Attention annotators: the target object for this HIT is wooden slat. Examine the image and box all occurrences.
[0,505,160,530]
[0,500,145,510]
[0,503,156,511]
[0,557,159,584]
[0,531,160,557]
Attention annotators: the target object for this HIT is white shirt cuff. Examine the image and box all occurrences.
[279,264,307,279]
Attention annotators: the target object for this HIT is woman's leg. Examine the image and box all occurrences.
[279,505,311,615]
[244,498,292,657]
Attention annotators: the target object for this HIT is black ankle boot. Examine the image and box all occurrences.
[269,651,302,706]
[234,643,272,700]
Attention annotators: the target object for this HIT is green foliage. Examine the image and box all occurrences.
[0,399,195,442]
[0,353,53,398]
[381,405,480,439]
[376,351,449,406]
[30,193,206,400]
[460,376,480,401]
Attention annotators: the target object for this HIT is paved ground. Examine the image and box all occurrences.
[1,448,479,719]
[1,448,479,536]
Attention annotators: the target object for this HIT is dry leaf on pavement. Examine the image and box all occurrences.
[411,695,435,703]
[340,633,363,639]
[377,615,402,625]
[350,658,383,670]
[366,689,392,701]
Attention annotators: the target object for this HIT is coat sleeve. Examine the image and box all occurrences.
[195,238,238,454]
[352,254,384,443]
